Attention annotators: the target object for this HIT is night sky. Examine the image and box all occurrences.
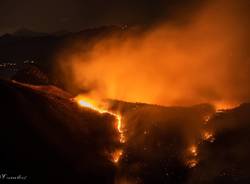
[0,0,203,34]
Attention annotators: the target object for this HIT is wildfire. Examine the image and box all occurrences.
[215,102,239,112]
[187,159,198,168]
[203,115,211,124]
[189,145,198,157]
[111,149,123,164]
[186,144,198,168]
[202,131,215,142]
[75,95,125,163]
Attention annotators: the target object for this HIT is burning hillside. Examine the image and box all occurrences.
[0,79,250,183]
[74,95,125,163]
[1,2,250,181]
[0,0,249,183]
[0,79,120,183]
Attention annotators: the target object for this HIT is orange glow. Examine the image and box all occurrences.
[111,149,123,164]
[189,145,198,157]
[53,0,250,173]
[75,95,125,143]
[187,159,198,168]
[75,95,125,164]
[186,145,199,168]
[215,102,239,112]
[78,99,99,111]
[203,115,212,124]
[57,0,249,109]
[202,131,215,142]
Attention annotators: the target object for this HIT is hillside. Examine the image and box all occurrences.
[0,79,120,184]
[0,79,250,183]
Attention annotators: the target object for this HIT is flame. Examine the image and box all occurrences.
[186,145,199,168]
[202,131,215,142]
[203,115,212,124]
[189,145,198,157]
[187,159,198,168]
[75,95,125,163]
[215,102,239,112]
[78,99,99,110]
[75,95,124,137]
[76,96,107,113]
[111,149,123,164]
[57,0,250,110]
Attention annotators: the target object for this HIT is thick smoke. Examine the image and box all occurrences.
[56,0,250,108]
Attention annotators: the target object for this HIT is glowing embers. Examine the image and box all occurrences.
[202,113,215,142]
[215,102,239,112]
[203,115,212,125]
[202,131,215,143]
[186,144,199,168]
[75,95,125,163]
[186,128,216,168]
[75,95,125,143]
[186,159,198,168]
[186,129,216,168]
[189,145,198,157]
[111,149,123,164]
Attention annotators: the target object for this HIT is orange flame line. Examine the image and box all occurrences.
[75,95,125,163]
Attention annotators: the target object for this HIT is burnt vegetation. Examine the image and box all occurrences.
[0,79,250,183]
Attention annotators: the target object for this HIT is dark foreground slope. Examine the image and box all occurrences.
[189,104,250,183]
[109,100,250,183]
[1,79,250,184]
[0,79,120,184]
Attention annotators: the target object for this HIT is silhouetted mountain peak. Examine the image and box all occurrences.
[52,30,71,36]
[13,28,49,37]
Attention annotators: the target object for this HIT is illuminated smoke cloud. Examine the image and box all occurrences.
[56,0,250,108]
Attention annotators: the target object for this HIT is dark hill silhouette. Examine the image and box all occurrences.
[0,79,120,184]
[0,26,126,84]
[0,26,124,65]
[12,65,49,85]
[13,28,50,37]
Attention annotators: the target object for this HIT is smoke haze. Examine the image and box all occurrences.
[56,0,250,108]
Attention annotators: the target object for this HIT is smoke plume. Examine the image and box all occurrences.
[56,0,250,108]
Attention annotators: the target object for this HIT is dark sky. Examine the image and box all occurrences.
[0,0,203,34]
